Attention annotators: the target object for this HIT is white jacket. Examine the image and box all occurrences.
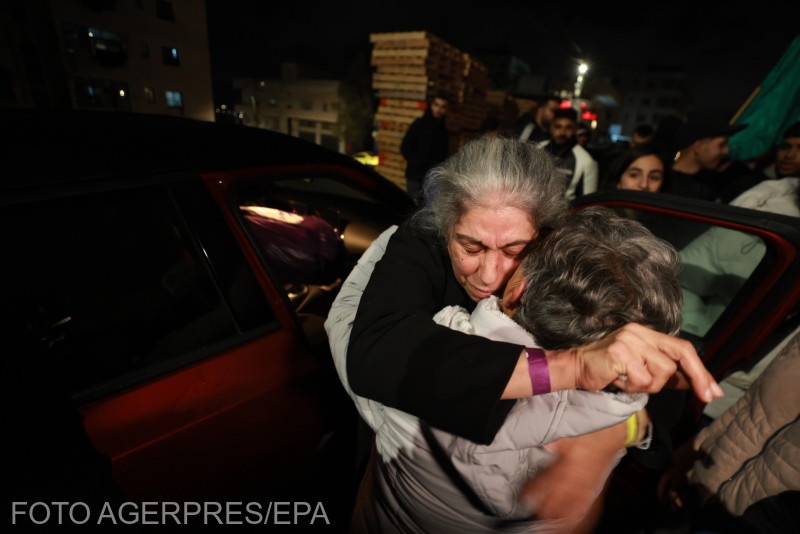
[539,140,599,199]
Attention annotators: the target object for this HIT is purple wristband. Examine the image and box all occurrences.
[526,348,551,395]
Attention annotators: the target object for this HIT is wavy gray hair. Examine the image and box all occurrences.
[514,206,682,350]
[411,136,568,238]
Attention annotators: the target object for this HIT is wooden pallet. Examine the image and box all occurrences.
[375,105,425,118]
[370,30,490,168]
[376,89,428,102]
[370,31,435,43]
[379,98,427,109]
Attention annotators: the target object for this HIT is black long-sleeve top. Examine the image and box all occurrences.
[347,222,523,444]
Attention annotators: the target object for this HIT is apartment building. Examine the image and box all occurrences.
[0,0,213,121]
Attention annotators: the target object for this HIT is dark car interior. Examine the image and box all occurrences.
[232,172,410,353]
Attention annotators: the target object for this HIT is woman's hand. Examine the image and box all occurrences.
[548,323,723,403]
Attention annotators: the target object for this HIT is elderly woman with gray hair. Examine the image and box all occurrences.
[325,137,722,532]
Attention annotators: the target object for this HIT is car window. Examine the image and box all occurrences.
[607,207,766,338]
[678,225,765,337]
[271,176,379,204]
[1,185,273,398]
[229,171,405,343]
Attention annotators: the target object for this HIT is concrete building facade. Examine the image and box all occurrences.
[233,64,345,153]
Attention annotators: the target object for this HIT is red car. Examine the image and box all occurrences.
[3,109,413,530]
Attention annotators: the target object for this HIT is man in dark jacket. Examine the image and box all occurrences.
[515,95,560,143]
[665,114,747,201]
[401,93,449,202]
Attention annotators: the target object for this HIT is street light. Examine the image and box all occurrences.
[574,62,589,98]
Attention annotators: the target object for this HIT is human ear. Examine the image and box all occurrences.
[504,275,527,310]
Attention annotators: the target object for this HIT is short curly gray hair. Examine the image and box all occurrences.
[411,136,568,238]
[514,206,682,350]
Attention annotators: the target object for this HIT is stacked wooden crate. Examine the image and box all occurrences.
[370,31,489,190]
[446,53,490,153]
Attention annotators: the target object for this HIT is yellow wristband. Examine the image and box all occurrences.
[625,413,639,447]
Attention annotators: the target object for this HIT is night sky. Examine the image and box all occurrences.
[206,0,798,117]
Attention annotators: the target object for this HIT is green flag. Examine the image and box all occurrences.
[729,35,800,160]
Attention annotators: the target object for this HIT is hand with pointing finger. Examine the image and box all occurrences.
[548,323,723,403]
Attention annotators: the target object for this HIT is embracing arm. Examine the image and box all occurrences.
[502,324,722,404]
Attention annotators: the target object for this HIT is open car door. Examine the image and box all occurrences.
[574,190,800,381]
[573,190,800,531]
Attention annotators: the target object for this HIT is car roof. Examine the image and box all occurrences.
[0,108,389,192]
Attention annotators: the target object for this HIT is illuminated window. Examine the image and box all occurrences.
[75,78,130,110]
[87,27,126,68]
[165,90,183,108]
[88,27,122,54]
[161,46,180,67]
[144,87,155,102]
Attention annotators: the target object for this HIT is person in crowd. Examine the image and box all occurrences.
[772,121,800,179]
[631,124,655,147]
[541,108,599,199]
[603,143,669,192]
[516,95,561,143]
[664,115,747,201]
[657,330,800,534]
[332,206,680,533]
[400,92,449,203]
[719,121,800,202]
[325,137,722,530]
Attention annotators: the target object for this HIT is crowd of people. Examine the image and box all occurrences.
[398,92,799,210]
[333,97,800,533]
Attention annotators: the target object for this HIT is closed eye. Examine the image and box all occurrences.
[502,244,529,258]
